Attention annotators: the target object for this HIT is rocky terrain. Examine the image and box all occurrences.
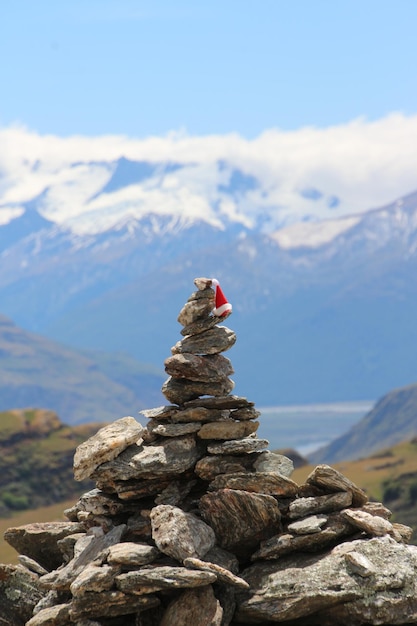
[2,278,417,625]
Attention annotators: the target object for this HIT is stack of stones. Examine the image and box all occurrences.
[3,278,417,626]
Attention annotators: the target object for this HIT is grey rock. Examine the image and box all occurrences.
[74,488,127,516]
[197,419,258,440]
[307,464,368,506]
[238,536,417,624]
[73,416,143,481]
[287,514,328,535]
[171,406,230,423]
[184,395,254,410]
[107,542,160,566]
[252,512,355,560]
[171,326,236,355]
[154,478,197,506]
[230,406,261,420]
[39,524,126,591]
[116,566,217,592]
[139,405,179,420]
[208,472,299,497]
[70,563,119,596]
[0,564,45,626]
[181,315,224,337]
[165,353,233,382]
[288,491,353,519]
[151,504,216,561]
[207,438,269,455]
[162,376,235,404]
[252,450,294,476]
[91,435,201,481]
[200,489,282,558]
[177,297,214,326]
[341,508,402,539]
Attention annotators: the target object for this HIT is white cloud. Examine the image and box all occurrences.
[0,113,417,235]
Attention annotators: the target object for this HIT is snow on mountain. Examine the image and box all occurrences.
[2,114,417,241]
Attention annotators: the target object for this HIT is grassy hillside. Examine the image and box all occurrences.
[0,314,164,424]
[310,382,417,463]
[294,438,417,541]
[0,408,99,516]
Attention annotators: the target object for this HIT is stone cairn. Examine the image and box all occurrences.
[3,277,417,625]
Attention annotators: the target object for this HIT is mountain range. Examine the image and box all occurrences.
[1,149,417,406]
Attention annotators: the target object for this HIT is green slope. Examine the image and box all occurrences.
[0,408,100,515]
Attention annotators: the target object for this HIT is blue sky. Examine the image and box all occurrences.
[1,0,416,138]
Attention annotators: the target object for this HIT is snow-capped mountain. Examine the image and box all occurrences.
[1,124,417,406]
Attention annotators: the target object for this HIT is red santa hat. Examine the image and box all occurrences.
[211,278,233,317]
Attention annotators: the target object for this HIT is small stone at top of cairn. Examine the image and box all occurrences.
[162,278,237,405]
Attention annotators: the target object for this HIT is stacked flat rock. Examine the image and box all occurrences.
[2,279,417,626]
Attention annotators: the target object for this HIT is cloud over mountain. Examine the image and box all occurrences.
[1,113,417,236]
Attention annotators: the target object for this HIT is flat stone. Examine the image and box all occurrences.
[69,591,159,620]
[116,566,217,592]
[107,542,160,566]
[287,515,328,535]
[393,522,414,542]
[160,585,223,626]
[171,326,236,355]
[184,395,254,410]
[200,489,282,559]
[165,353,234,382]
[306,464,369,506]
[207,437,269,455]
[162,376,234,404]
[177,297,214,326]
[252,451,294,476]
[230,406,261,420]
[151,504,216,561]
[197,420,258,440]
[208,472,299,497]
[73,417,144,481]
[288,491,353,519]
[252,513,355,560]
[171,407,230,423]
[146,420,202,437]
[183,557,250,589]
[4,522,85,571]
[26,603,71,626]
[139,406,179,420]
[91,435,201,481]
[194,454,255,481]
[181,315,223,337]
[39,525,126,591]
[341,508,398,538]
[70,564,119,596]
[194,277,215,291]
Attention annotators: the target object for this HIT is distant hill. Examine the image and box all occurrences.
[0,409,100,516]
[310,382,417,463]
[0,314,165,424]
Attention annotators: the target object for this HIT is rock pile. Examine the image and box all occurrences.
[3,278,417,625]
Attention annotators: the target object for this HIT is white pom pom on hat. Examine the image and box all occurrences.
[211,278,233,317]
